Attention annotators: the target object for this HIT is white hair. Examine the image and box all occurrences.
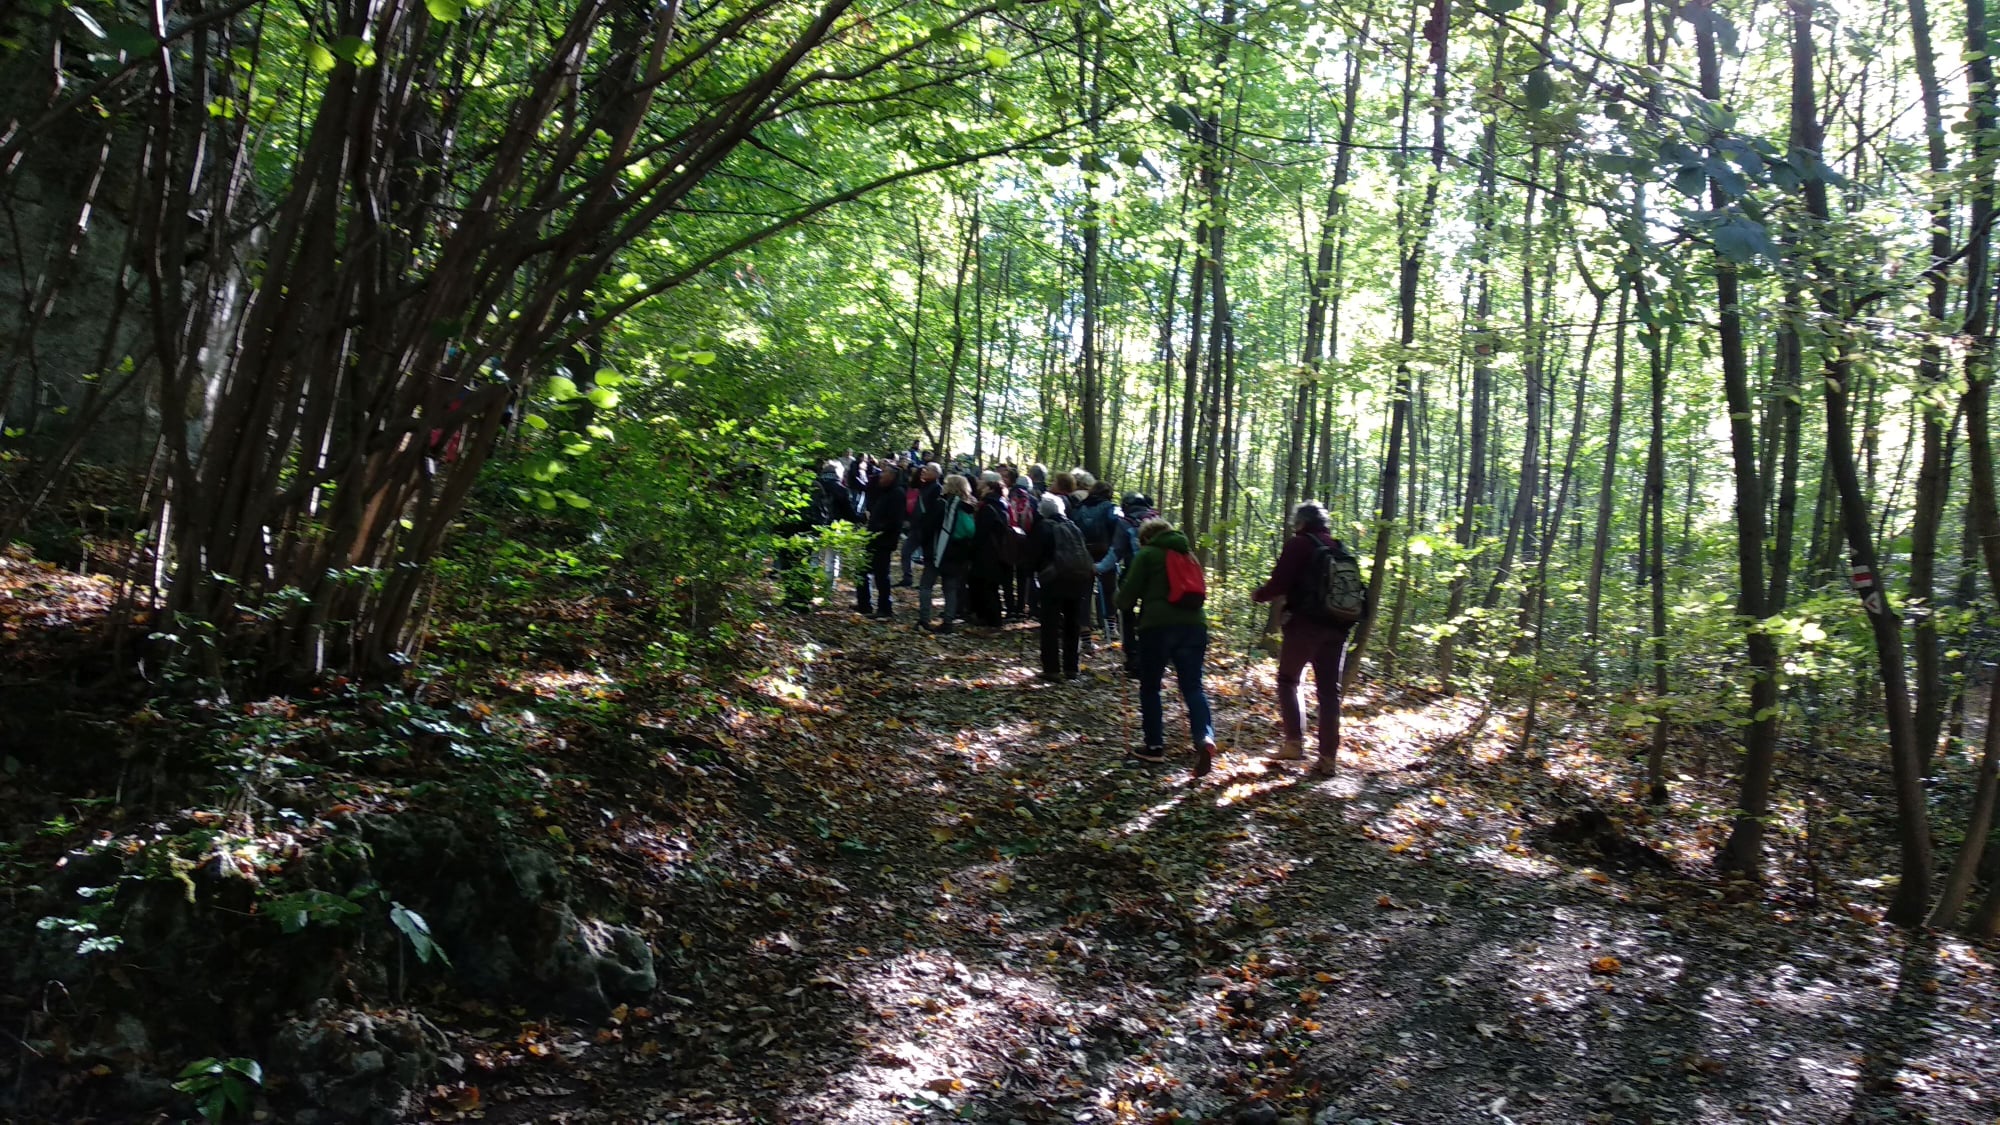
[1039,494,1066,519]
[980,469,1002,484]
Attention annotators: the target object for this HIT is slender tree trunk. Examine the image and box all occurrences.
[1640,264,1671,803]
[1343,0,1447,690]
[1787,0,1931,924]
[906,217,935,450]
[1439,28,1501,690]
[1908,0,1956,773]
[1585,277,1630,690]
[1697,1,1784,880]
[1939,0,2000,934]
[936,203,976,452]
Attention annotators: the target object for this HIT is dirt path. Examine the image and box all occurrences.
[462,610,1998,1125]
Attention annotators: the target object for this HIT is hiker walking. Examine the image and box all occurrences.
[1115,518,1215,776]
[917,473,977,632]
[856,460,905,620]
[1109,493,1159,675]
[899,462,941,587]
[1075,479,1123,642]
[1252,502,1366,777]
[1025,494,1094,681]
[967,477,1011,628]
[814,460,853,586]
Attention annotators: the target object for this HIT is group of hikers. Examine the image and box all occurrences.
[780,446,1369,778]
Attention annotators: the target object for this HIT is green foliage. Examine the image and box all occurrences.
[388,902,450,967]
[173,1057,263,1123]
[262,888,369,934]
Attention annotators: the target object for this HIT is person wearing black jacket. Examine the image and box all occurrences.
[815,461,852,587]
[900,462,942,586]
[966,479,1011,628]
[856,462,906,619]
[1023,493,1090,681]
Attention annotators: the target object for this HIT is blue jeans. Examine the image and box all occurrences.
[1137,624,1213,750]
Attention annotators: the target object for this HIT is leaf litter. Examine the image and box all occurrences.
[0,555,1992,1124]
[452,608,1996,1125]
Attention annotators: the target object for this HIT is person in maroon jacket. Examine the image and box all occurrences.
[1252,502,1358,777]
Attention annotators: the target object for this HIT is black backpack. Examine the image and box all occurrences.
[1038,521,1096,596]
[1295,537,1367,624]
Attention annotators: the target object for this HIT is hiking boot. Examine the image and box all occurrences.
[1132,746,1167,764]
[873,611,894,621]
[1271,739,1306,761]
[1191,739,1215,779]
[1310,753,1338,778]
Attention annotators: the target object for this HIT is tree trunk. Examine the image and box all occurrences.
[1439,27,1502,691]
[1697,0,1784,880]
[1908,0,1957,773]
[1789,0,1932,925]
[1585,276,1630,691]
[1343,0,1448,690]
[1937,0,2000,934]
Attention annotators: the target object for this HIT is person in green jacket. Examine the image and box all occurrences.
[1114,518,1215,776]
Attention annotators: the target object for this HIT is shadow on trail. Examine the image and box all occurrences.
[473,609,1992,1125]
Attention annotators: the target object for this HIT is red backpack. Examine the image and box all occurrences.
[1007,487,1036,532]
[1164,548,1206,610]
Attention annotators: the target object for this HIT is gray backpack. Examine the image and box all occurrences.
[1297,538,1366,624]
[1038,522,1096,595]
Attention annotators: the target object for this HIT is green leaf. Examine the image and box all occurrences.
[1713,11,1740,55]
[555,490,592,509]
[328,36,377,67]
[688,351,716,365]
[545,375,580,400]
[616,272,642,290]
[983,47,1011,67]
[103,22,159,53]
[585,387,620,409]
[425,0,463,20]
[1523,67,1555,111]
[1673,164,1707,198]
[306,42,337,72]
[1712,215,1775,263]
[389,902,450,967]
[593,369,624,387]
[523,413,549,430]
[1489,0,1526,12]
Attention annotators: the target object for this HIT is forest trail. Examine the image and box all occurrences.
[461,609,1996,1125]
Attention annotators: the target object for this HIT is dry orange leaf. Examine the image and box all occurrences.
[1590,956,1623,975]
